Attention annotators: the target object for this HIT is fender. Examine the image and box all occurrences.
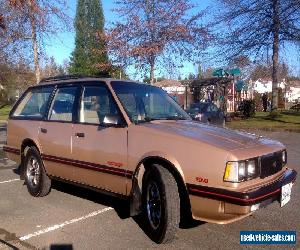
[135,151,185,180]
[20,138,43,179]
[21,138,43,156]
[129,152,187,217]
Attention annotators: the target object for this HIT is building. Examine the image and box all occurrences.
[251,78,286,94]
[286,80,300,103]
[251,78,300,103]
[154,79,190,108]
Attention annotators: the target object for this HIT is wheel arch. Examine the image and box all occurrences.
[20,138,42,179]
[130,155,192,224]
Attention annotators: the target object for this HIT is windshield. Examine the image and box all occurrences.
[111,81,191,123]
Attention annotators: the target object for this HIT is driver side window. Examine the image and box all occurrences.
[80,85,122,125]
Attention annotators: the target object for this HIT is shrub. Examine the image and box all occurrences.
[253,91,263,111]
[238,99,256,118]
[269,110,280,118]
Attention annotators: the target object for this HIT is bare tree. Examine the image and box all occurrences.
[0,15,4,29]
[213,0,300,110]
[0,2,28,59]
[0,59,36,103]
[1,0,70,83]
[104,0,211,84]
[250,62,290,81]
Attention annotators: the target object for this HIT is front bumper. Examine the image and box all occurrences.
[188,168,297,206]
[188,168,297,224]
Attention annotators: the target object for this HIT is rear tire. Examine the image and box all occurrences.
[24,147,51,197]
[142,164,180,244]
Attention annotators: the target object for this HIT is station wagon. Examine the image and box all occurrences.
[4,75,297,243]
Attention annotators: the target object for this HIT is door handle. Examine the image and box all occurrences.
[75,132,85,138]
[40,128,47,133]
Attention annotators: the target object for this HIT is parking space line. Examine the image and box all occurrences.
[19,207,113,241]
[0,179,20,184]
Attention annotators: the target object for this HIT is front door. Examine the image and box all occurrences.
[72,83,128,195]
[39,86,79,180]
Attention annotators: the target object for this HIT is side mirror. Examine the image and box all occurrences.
[102,114,126,127]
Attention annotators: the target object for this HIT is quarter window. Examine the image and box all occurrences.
[12,87,54,118]
[49,87,77,122]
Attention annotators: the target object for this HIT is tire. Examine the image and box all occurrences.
[142,164,180,244]
[24,147,51,197]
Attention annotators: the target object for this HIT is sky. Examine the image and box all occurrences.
[44,0,213,80]
[44,0,300,80]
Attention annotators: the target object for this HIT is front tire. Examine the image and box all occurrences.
[24,147,51,197]
[142,164,180,244]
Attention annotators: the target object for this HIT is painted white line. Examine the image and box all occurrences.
[0,178,20,184]
[20,207,113,241]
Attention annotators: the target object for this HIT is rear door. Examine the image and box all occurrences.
[72,82,128,195]
[38,85,80,180]
[6,86,54,162]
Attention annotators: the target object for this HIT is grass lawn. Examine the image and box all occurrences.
[227,111,300,132]
[0,104,12,121]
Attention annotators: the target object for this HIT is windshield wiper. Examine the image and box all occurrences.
[135,116,158,124]
[136,116,187,124]
[144,117,155,122]
[144,116,187,121]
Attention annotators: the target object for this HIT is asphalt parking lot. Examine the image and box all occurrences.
[0,123,299,249]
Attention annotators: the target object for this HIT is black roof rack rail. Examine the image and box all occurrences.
[39,73,111,84]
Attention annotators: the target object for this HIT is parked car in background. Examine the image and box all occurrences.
[186,102,225,126]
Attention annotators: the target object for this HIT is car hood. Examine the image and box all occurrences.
[140,120,281,151]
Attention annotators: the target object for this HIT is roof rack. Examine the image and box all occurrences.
[39,73,111,84]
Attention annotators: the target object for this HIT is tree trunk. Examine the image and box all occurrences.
[28,1,40,84]
[271,0,280,111]
[149,56,155,85]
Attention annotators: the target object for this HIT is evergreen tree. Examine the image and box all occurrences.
[70,0,108,76]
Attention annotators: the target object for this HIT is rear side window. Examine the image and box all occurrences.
[12,87,54,118]
[49,87,78,122]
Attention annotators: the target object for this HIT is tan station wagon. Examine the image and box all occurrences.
[4,75,297,243]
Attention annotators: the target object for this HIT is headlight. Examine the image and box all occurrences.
[247,160,256,178]
[238,162,246,177]
[224,159,258,182]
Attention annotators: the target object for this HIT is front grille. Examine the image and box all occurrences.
[260,151,283,178]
